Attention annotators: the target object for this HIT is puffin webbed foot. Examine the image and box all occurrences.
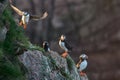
[80,72,86,76]
[61,52,68,58]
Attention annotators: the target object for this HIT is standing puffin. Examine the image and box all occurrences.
[43,41,50,52]
[10,4,48,29]
[76,54,88,76]
[59,35,72,57]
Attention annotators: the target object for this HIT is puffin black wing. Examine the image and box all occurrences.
[30,12,48,20]
[43,41,50,52]
[64,40,72,51]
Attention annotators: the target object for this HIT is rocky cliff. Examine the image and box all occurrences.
[18,50,88,80]
[0,1,88,80]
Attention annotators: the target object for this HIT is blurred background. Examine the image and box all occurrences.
[11,0,120,80]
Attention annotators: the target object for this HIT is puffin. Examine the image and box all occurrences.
[59,35,72,57]
[43,41,50,52]
[76,54,88,76]
[10,4,48,29]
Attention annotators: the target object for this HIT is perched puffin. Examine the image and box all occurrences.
[76,54,88,76]
[10,4,48,29]
[59,35,72,57]
[43,41,50,52]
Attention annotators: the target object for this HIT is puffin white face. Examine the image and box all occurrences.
[60,35,66,40]
[43,41,49,46]
[79,54,88,60]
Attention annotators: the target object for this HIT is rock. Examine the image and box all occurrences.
[80,74,89,80]
[18,50,89,80]
[0,27,8,42]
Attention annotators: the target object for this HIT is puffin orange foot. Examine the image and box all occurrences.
[61,52,68,58]
[80,72,86,76]
[23,24,27,29]
[19,21,23,26]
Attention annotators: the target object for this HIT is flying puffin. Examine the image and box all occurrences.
[10,4,48,29]
[43,41,50,52]
[76,54,88,76]
[59,35,72,57]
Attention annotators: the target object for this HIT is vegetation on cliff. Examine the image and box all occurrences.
[0,1,43,80]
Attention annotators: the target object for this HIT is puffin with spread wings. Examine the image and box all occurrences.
[10,4,48,29]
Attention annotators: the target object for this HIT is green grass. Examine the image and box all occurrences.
[66,56,75,71]
[0,59,25,80]
[0,2,45,79]
[59,67,73,80]
[0,0,5,3]
[0,4,28,80]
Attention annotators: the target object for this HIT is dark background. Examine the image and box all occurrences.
[12,0,120,80]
